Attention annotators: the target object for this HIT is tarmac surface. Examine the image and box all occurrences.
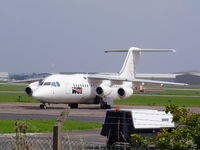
[0,103,200,121]
[0,103,199,145]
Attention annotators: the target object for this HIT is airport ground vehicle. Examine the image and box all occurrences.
[100,108,174,146]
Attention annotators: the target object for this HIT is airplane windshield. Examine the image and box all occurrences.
[56,82,60,87]
[42,82,60,87]
[39,81,44,86]
[51,82,60,87]
[43,82,51,86]
[51,82,56,87]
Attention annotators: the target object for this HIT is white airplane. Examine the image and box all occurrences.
[25,47,187,109]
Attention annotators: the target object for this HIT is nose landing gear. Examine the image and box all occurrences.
[68,103,78,109]
[40,103,47,109]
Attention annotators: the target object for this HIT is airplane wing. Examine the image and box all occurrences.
[12,78,44,84]
[12,73,53,84]
[131,78,187,86]
[87,74,188,86]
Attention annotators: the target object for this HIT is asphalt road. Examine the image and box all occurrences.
[0,103,199,121]
[0,113,104,122]
[0,103,199,146]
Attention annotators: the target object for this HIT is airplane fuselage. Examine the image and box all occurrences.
[31,74,94,104]
[28,74,125,105]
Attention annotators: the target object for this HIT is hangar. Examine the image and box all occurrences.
[137,72,200,86]
[175,71,200,85]
[136,73,176,82]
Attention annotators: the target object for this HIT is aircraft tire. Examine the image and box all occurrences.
[40,104,47,109]
[69,104,78,109]
[100,103,111,109]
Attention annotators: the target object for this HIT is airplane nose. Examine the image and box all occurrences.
[32,90,43,99]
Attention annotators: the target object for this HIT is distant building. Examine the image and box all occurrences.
[136,72,200,85]
[136,73,177,82]
[0,72,9,81]
[175,71,200,85]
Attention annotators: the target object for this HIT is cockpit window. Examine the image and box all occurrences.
[39,81,44,86]
[43,82,51,86]
[50,82,60,87]
[56,82,60,87]
[51,82,57,87]
[42,82,60,87]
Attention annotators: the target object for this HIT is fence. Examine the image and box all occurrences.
[0,135,106,150]
[0,107,107,150]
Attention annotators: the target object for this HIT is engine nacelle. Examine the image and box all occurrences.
[25,81,39,96]
[117,87,133,99]
[96,86,112,97]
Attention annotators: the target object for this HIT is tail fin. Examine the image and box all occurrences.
[105,47,175,79]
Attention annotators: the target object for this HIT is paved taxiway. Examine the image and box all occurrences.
[0,103,199,145]
[0,103,200,121]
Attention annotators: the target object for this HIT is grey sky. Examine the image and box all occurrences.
[0,0,199,74]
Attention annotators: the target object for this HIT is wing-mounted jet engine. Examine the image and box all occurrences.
[25,81,40,96]
[117,87,133,99]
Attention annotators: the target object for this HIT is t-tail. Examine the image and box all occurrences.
[105,47,176,79]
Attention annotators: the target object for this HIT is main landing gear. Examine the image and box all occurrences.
[68,103,78,109]
[100,102,111,109]
[40,103,47,109]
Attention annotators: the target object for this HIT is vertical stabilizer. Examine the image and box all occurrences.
[104,47,175,79]
[119,47,140,78]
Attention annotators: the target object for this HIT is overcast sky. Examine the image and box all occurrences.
[0,0,199,74]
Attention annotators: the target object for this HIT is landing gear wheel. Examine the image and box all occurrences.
[40,104,47,109]
[69,104,78,109]
[100,102,111,109]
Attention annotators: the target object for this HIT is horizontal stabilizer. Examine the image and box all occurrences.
[105,47,176,79]
[105,49,176,53]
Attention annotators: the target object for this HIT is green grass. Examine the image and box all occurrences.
[164,85,200,89]
[114,96,200,107]
[0,81,9,83]
[0,119,102,133]
[0,93,38,103]
[0,92,200,107]
[0,84,27,91]
[134,89,200,96]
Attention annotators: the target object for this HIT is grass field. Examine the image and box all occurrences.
[0,119,102,133]
[0,92,200,107]
[0,84,27,91]
[0,83,200,107]
[134,89,200,96]
[114,96,200,107]
[1,84,200,96]
[0,93,38,103]
[164,85,200,89]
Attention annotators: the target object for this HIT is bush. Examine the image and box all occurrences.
[129,104,200,150]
